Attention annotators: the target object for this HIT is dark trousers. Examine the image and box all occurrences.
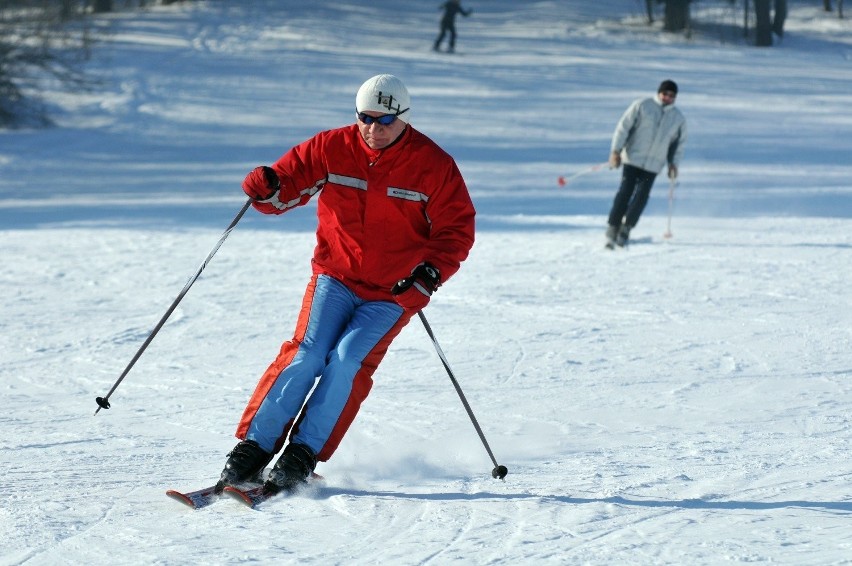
[434,24,457,50]
[607,164,658,228]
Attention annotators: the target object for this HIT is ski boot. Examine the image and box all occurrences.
[262,443,317,495]
[605,224,619,249]
[214,440,272,493]
[616,224,632,248]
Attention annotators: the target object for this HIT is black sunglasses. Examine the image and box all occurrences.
[356,107,409,126]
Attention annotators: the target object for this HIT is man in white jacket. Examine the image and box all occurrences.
[606,80,687,248]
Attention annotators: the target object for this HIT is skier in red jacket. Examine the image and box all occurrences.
[215,74,476,495]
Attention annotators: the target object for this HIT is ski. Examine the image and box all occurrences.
[166,485,220,509]
[167,472,323,510]
[222,485,270,508]
[222,472,325,509]
[166,475,266,509]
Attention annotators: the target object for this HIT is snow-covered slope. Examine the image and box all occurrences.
[1,1,850,564]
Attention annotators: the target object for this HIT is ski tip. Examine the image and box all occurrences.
[166,489,199,509]
[222,486,262,508]
[166,486,219,509]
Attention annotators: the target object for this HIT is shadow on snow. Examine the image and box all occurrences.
[315,488,852,514]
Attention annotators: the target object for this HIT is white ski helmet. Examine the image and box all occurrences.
[355,74,411,124]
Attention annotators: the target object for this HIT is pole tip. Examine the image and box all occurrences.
[95,396,111,411]
[492,465,508,480]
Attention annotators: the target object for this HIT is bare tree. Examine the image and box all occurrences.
[663,0,690,32]
[753,0,786,45]
[754,0,773,45]
[0,1,93,127]
[824,0,845,17]
[772,0,787,36]
[92,0,112,13]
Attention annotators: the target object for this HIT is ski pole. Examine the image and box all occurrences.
[416,311,508,480]
[94,197,253,415]
[557,161,609,187]
[663,177,677,239]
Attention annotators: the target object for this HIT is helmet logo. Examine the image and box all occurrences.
[376,91,408,116]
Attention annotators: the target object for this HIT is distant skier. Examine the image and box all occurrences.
[433,0,472,53]
[605,80,687,248]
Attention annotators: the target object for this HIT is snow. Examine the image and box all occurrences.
[1,0,851,563]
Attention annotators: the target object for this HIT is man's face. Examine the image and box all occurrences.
[356,111,407,149]
[659,90,677,106]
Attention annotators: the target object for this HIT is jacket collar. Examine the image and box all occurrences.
[358,125,410,163]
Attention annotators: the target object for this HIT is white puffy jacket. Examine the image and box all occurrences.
[611,95,687,175]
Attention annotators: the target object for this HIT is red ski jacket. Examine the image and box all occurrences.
[253,124,476,301]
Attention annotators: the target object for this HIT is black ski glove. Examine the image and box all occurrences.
[391,262,441,312]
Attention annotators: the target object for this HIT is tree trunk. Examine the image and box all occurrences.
[754,0,773,45]
[59,0,76,20]
[663,0,690,32]
[823,0,832,11]
[646,0,655,24]
[92,0,113,13]
[772,0,787,36]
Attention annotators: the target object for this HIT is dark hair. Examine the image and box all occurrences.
[658,80,678,94]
